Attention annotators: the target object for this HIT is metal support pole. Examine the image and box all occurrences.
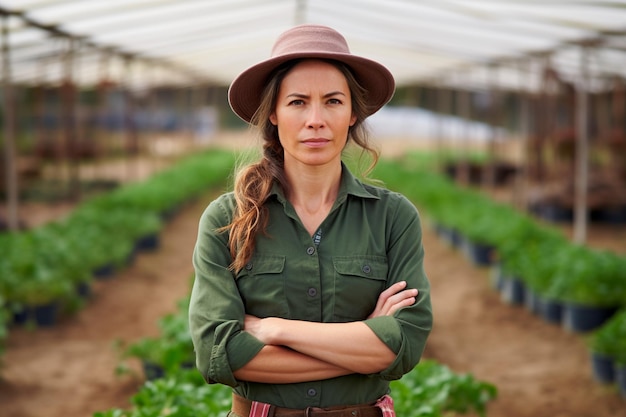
[573,46,590,244]
[1,14,19,231]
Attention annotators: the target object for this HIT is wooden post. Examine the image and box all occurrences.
[1,14,19,231]
[485,63,500,189]
[573,45,590,244]
[459,84,471,184]
[516,58,531,211]
[62,37,80,200]
[436,77,447,171]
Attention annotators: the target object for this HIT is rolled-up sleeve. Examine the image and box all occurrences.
[364,193,433,380]
[189,194,265,386]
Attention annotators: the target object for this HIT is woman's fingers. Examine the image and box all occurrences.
[369,281,418,318]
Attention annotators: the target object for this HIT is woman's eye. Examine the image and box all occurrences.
[289,99,304,106]
[328,98,342,105]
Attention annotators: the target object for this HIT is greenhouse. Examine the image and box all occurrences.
[1,1,625,417]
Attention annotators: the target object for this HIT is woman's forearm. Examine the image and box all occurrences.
[233,344,352,383]
[245,317,396,374]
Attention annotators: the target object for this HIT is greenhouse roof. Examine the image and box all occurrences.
[1,0,626,91]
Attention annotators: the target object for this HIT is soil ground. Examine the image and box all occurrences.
[1,133,625,417]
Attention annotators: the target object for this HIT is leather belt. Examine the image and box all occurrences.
[232,393,383,417]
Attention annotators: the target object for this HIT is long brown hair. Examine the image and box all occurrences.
[224,59,380,272]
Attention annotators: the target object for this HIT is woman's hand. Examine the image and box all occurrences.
[244,314,280,345]
[368,281,418,319]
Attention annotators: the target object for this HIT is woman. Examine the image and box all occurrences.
[189,24,432,417]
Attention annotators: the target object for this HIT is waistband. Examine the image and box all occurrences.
[231,393,383,417]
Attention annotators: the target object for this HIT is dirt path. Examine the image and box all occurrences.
[422,221,625,417]
[1,168,625,416]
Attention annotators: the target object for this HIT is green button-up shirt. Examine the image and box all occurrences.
[189,165,432,409]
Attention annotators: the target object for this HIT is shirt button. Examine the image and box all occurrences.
[307,287,317,297]
[362,265,371,274]
[307,388,317,397]
[245,262,253,271]
[306,246,315,255]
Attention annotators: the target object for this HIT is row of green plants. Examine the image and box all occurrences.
[373,152,626,397]
[374,154,626,311]
[0,149,236,359]
[102,289,497,417]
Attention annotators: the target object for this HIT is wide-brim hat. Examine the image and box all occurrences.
[228,24,395,123]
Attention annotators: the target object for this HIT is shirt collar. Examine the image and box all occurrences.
[269,162,380,204]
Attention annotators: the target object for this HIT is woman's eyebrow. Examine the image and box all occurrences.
[285,91,347,98]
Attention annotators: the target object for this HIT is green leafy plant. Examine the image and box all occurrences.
[391,360,497,417]
[119,298,195,378]
[95,360,497,417]
[588,309,626,364]
[545,246,626,307]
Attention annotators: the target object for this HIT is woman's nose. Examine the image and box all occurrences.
[306,104,325,129]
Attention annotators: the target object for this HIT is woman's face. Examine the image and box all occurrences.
[270,60,357,170]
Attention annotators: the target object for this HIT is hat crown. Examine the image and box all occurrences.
[271,25,350,57]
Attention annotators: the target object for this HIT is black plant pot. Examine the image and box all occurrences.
[12,305,30,326]
[541,298,564,325]
[12,302,60,327]
[532,202,573,223]
[590,351,615,384]
[464,240,495,267]
[616,364,626,399]
[500,276,525,305]
[33,302,60,327]
[590,205,626,224]
[490,266,504,292]
[93,263,116,280]
[75,281,92,298]
[562,303,618,333]
[142,360,165,381]
[135,233,160,252]
[436,224,462,248]
[524,287,543,316]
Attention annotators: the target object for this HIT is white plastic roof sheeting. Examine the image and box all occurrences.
[2,0,626,91]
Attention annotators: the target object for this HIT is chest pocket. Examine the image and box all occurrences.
[236,255,288,318]
[332,256,388,322]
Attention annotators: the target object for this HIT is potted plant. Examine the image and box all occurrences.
[120,298,195,380]
[587,309,626,386]
[545,246,625,333]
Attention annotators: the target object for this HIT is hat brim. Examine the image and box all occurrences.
[228,52,395,123]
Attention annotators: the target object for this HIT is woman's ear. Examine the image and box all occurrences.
[349,114,357,126]
[269,113,278,126]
